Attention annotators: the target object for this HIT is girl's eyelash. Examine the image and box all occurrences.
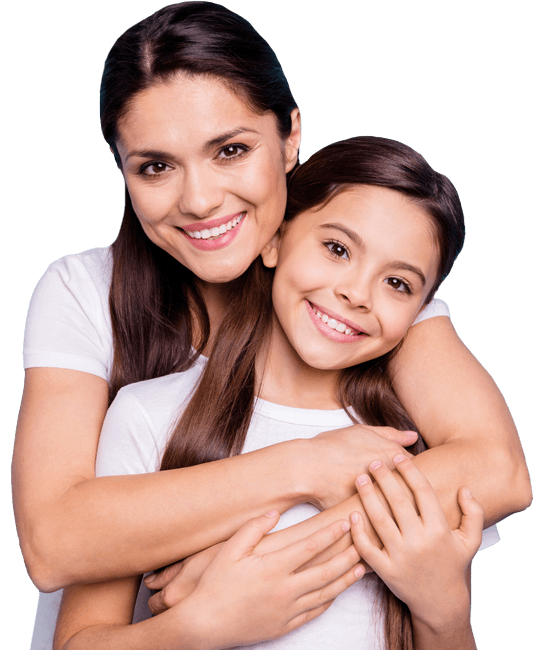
[324,239,349,259]
[385,277,413,295]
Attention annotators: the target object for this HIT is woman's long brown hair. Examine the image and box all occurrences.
[161,137,465,649]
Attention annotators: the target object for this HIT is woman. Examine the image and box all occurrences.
[12,1,530,646]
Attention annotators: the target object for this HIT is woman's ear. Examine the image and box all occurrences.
[261,231,281,268]
[284,108,301,173]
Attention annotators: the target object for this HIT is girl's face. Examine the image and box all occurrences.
[116,75,301,284]
[262,185,439,373]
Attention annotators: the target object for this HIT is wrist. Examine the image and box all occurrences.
[411,586,471,634]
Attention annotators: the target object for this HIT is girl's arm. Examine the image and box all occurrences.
[13,367,409,592]
[53,514,364,650]
[350,456,483,650]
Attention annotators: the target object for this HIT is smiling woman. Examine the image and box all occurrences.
[116,75,299,283]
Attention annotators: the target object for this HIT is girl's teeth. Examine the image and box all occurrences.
[311,303,356,336]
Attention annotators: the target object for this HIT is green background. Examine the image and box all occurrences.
[1,0,533,650]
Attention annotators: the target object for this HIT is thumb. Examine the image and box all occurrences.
[456,487,484,552]
[144,560,184,589]
[372,426,418,447]
[223,511,281,561]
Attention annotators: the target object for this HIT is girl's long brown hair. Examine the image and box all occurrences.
[100,2,299,401]
[161,137,465,650]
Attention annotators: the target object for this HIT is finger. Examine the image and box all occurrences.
[298,561,366,613]
[367,460,420,534]
[392,455,445,527]
[271,519,351,572]
[355,473,401,548]
[284,600,335,635]
[144,561,184,590]
[369,426,418,447]
[350,511,387,570]
[148,586,177,616]
[221,511,281,561]
[456,487,484,552]
[294,543,360,595]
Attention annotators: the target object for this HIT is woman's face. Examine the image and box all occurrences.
[262,186,440,373]
[116,75,300,284]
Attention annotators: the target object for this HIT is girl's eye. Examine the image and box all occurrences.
[217,144,248,160]
[385,277,412,294]
[141,162,170,176]
[325,241,349,260]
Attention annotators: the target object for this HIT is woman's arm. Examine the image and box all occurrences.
[390,316,531,527]
[13,367,411,592]
[53,514,363,650]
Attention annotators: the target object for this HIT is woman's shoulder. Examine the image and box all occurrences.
[42,246,112,287]
[413,297,450,325]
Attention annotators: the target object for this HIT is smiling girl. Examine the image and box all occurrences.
[55,136,498,650]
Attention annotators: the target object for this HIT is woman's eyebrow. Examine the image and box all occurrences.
[204,128,260,151]
[125,148,172,162]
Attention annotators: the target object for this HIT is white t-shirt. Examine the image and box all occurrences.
[23,247,449,380]
[31,362,500,650]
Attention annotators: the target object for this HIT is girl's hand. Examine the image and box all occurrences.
[350,455,484,629]
[174,511,365,648]
[145,543,223,615]
[308,425,418,509]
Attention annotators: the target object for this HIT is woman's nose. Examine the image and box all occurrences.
[178,166,225,218]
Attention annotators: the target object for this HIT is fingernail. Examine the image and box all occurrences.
[393,454,406,464]
[369,460,382,471]
[266,510,278,517]
[404,430,418,437]
[342,520,350,533]
[355,565,365,578]
[464,488,473,499]
[357,474,369,486]
[350,512,359,524]
[144,573,156,584]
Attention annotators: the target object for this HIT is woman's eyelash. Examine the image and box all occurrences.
[217,143,250,160]
[385,277,413,294]
[139,161,170,177]
[324,240,349,259]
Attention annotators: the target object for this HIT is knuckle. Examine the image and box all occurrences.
[305,539,320,556]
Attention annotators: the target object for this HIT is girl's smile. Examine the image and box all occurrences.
[116,74,300,285]
[261,185,440,394]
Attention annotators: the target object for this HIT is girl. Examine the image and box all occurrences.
[55,137,496,649]
[15,2,529,646]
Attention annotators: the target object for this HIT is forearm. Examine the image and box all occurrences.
[21,440,307,591]
[411,592,475,650]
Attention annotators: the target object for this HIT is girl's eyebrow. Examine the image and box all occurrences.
[319,223,427,286]
[319,223,366,250]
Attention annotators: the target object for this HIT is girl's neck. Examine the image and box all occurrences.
[257,313,343,411]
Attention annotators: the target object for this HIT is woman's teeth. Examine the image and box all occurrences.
[185,213,244,240]
[312,305,356,335]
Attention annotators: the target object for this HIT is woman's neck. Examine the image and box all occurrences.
[257,313,343,411]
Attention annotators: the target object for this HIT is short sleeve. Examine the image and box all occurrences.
[479,524,500,551]
[23,248,113,382]
[412,298,450,326]
[95,389,161,477]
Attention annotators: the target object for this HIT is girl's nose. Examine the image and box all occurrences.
[178,166,225,218]
[335,275,373,311]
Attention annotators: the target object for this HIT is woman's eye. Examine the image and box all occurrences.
[218,144,247,160]
[385,277,411,294]
[325,241,349,259]
[141,162,170,176]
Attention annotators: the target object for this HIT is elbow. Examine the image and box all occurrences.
[494,448,532,515]
[19,522,71,593]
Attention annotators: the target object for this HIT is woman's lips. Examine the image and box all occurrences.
[180,212,246,251]
[306,301,369,343]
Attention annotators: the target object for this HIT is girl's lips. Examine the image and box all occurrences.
[306,301,369,344]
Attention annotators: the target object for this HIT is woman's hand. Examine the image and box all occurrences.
[307,425,418,510]
[145,544,223,615]
[173,511,365,649]
[350,455,483,632]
